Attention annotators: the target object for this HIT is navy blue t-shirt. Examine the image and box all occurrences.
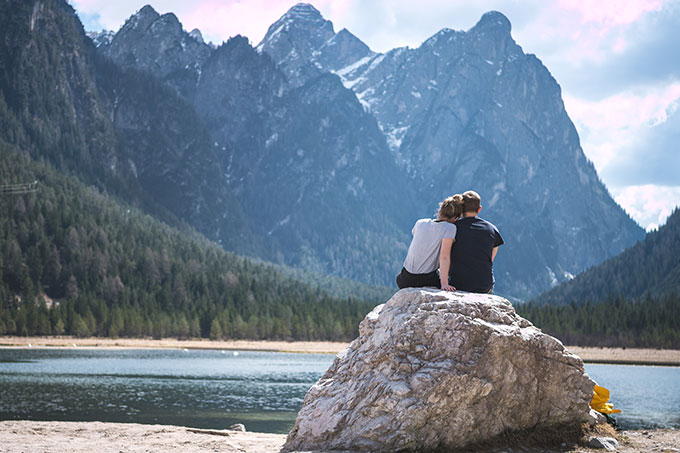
[449,216,504,293]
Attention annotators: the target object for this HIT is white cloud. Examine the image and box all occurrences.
[613,185,680,230]
[563,82,680,229]
[563,82,680,172]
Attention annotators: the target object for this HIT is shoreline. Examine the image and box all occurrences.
[1,336,680,365]
[0,420,676,452]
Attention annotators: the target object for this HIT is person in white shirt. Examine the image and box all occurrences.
[396,194,463,291]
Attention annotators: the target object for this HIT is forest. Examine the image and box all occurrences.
[517,294,680,349]
[0,143,380,341]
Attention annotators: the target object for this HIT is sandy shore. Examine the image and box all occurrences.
[0,336,348,354]
[0,421,677,452]
[2,336,680,365]
[567,346,680,366]
[0,421,286,453]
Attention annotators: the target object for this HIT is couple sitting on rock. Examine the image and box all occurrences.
[396,190,503,293]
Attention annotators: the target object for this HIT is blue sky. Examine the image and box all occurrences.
[70,0,680,230]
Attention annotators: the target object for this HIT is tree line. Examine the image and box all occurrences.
[516,293,680,349]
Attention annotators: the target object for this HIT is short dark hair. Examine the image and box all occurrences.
[462,190,481,212]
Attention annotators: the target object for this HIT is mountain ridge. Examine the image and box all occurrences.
[11,1,646,300]
[251,4,645,297]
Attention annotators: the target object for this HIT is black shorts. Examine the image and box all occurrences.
[396,267,441,289]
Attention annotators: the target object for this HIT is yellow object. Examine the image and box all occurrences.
[590,385,622,414]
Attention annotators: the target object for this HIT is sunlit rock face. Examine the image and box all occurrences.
[285,289,595,451]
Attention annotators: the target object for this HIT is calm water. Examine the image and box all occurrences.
[0,348,678,433]
[0,348,331,433]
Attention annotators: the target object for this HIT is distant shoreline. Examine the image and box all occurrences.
[1,336,679,365]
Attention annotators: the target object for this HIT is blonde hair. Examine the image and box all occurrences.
[438,194,464,221]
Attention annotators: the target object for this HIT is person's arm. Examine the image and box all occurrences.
[491,246,499,262]
[439,237,456,291]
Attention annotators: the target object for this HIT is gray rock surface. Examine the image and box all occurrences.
[587,436,619,450]
[285,289,595,451]
[228,423,246,432]
[588,408,609,427]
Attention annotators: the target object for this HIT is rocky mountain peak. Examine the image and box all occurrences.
[189,28,204,43]
[257,2,334,53]
[332,28,371,53]
[255,3,337,85]
[87,29,114,48]
[98,5,213,98]
[470,10,512,35]
[152,12,182,34]
[286,3,325,20]
[315,27,374,71]
[138,4,158,16]
[121,4,160,33]
[216,35,256,58]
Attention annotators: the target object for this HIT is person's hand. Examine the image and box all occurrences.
[441,284,456,292]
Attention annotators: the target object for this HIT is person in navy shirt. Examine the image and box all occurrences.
[449,190,504,293]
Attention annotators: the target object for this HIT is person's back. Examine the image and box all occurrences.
[449,191,503,293]
[396,195,463,290]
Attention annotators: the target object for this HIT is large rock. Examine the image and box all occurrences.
[284,289,595,451]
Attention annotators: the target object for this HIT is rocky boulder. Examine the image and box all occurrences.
[284,288,595,451]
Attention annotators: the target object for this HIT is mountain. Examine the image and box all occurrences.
[531,208,680,305]
[0,0,262,257]
[96,5,413,285]
[256,3,375,85]
[95,5,212,99]
[5,1,645,300]
[92,3,644,298]
[255,5,645,298]
[516,209,679,348]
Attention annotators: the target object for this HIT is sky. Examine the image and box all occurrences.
[69,0,680,231]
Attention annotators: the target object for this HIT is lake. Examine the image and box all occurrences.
[0,348,678,433]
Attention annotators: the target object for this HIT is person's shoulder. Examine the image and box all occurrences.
[478,217,499,229]
[433,220,456,230]
[455,217,474,228]
[413,218,432,230]
[442,221,457,231]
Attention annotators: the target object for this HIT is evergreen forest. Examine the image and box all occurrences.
[519,207,680,348]
[0,142,381,341]
[517,294,680,349]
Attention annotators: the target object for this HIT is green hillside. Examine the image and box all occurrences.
[0,142,380,340]
[517,209,680,348]
[532,209,680,305]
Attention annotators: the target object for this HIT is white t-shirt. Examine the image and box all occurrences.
[403,218,457,274]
